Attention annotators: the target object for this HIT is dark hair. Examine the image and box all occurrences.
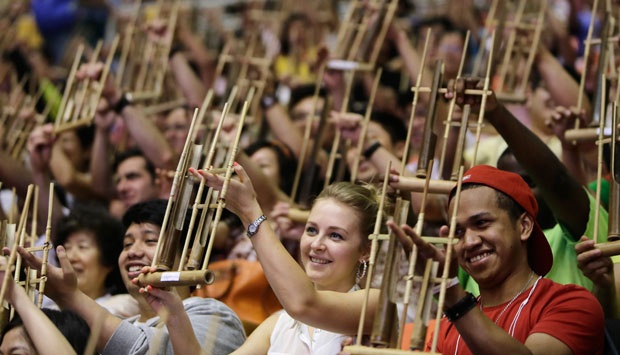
[2,309,90,354]
[279,12,310,55]
[122,199,192,252]
[55,203,126,294]
[370,111,407,144]
[452,184,525,224]
[74,124,95,150]
[288,84,327,112]
[244,140,297,194]
[112,148,157,180]
[122,199,168,229]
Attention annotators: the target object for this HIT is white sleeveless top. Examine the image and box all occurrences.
[268,285,359,355]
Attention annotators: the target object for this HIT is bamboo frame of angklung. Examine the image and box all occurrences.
[53,36,120,134]
[213,32,270,126]
[349,68,384,182]
[289,62,327,206]
[2,92,48,160]
[343,167,464,355]
[594,91,620,256]
[344,33,495,355]
[483,0,546,103]
[136,88,255,288]
[123,0,180,103]
[115,0,142,90]
[565,0,618,142]
[323,67,356,188]
[185,89,236,270]
[331,0,399,72]
[0,182,53,312]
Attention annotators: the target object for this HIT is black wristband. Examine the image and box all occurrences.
[362,141,381,159]
[443,292,477,322]
[168,44,183,59]
[113,93,132,114]
[260,95,277,110]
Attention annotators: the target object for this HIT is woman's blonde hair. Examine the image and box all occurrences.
[314,182,391,249]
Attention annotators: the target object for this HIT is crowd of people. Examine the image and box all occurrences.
[0,0,619,354]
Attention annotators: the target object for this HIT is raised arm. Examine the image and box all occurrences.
[0,256,77,355]
[18,245,122,352]
[191,165,379,335]
[447,78,589,239]
[77,63,176,169]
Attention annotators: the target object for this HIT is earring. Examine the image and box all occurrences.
[356,260,368,282]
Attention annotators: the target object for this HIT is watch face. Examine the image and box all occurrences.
[248,224,257,234]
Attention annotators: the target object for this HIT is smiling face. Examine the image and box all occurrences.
[118,222,160,295]
[114,156,161,208]
[63,231,112,300]
[300,198,368,292]
[451,186,531,289]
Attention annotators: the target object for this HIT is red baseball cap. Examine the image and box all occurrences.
[450,165,552,276]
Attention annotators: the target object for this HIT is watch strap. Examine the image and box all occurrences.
[247,214,267,238]
[443,292,477,322]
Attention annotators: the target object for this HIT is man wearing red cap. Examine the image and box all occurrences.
[389,164,604,353]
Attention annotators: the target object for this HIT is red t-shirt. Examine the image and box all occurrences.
[426,278,604,354]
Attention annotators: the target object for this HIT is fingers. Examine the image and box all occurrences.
[17,246,42,271]
[56,246,76,276]
[387,220,413,253]
[233,162,250,184]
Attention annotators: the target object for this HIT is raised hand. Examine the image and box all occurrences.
[387,221,456,277]
[271,201,305,242]
[16,245,79,304]
[444,77,498,113]
[27,123,55,174]
[190,163,262,223]
[575,236,613,288]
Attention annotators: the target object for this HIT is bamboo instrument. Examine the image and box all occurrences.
[54,36,120,134]
[296,90,329,209]
[355,162,392,345]
[201,88,255,269]
[437,30,470,177]
[607,103,619,241]
[186,94,232,270]
[493,0,546,103]
[370,198,409,348]
[151,108,201,271]
[350,68,383,182]
[565,0,615,140]
[415,61,443,178]
[137,88,255,287]
[324,69,355,189]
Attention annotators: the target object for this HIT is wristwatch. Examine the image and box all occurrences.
[247,215,267,238]
[260,95,277,110]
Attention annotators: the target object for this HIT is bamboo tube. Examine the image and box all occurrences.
[370,198,409,348]
[151,108,200,270]
[186,98,235,270]
[36,182,54,307]
[324,69,355,189]
[351,68,383,182]
[430,167,464,353]
[201,89,255,270]
[355,162,392,345]
[290,63,326,203]
[136,269,215,287]
[437,31,470,177]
